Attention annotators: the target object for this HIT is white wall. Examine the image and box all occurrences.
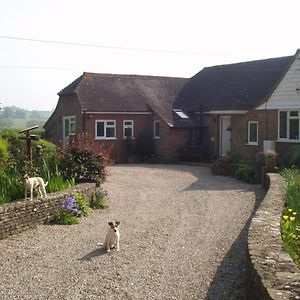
[257,51,300,110]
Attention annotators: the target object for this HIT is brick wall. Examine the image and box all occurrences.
[0,183,96,240]
[44,94,83,147]
[84,113,152,162]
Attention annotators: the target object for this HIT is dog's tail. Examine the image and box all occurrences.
[44,181,48,187]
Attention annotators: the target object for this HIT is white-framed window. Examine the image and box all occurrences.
[95,120,116,139]
[154,121,160,139]
[63,116,76,136]
[123,120,134,139]
[279,110,300,141]
[63,116,76,148]
[248,121,258,145]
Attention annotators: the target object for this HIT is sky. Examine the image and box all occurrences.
[1,0,300,111]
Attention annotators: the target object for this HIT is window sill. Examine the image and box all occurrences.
[245,143,258,146]
[123,137,135,140]
[277,139,300,143]
[95,137,117,140]
[154,137,160,140]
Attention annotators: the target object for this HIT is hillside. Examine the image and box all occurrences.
[0,106,52,130]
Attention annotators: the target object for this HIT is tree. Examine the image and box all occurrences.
[1,107,15,118]
[14,107,27,119]
[30,110,42,119]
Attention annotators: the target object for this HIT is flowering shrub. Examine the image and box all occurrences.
[73,192,91,217]
[90,189,109,209]
[55,193,90,225]
[60,133,111,184]
[281,208,300,266]
[281,168,300,267]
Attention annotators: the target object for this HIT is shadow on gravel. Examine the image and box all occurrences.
[79,247,107,261]
[203,189,265,300]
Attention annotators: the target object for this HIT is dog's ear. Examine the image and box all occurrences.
[116,221,120,226]
[108,222,113,226]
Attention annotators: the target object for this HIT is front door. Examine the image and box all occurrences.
[219,116,231,157]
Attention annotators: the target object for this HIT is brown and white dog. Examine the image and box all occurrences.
[23,174,48,201]
[103,221,120,253]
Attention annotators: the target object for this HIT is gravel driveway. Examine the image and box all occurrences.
[0,164,264,300]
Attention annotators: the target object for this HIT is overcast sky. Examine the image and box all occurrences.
[1,0,300,111]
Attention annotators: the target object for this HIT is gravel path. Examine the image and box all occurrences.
[0,164,265,300]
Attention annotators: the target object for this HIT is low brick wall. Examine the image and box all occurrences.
[0,183,96,240]
[248,173,300,299]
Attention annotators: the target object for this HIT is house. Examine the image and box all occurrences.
[44,73,202,162]
[174,51,298,161]
[45,49,300,163]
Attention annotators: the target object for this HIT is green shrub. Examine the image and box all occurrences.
[54,195,81,225]
[235,165,257,184]
[281,207,300,266]
[281,169,300,266]
[282,145,300,168]
[281,168,300,214]
[73,192,91,217]
[54,193,91,225]
[0,138,9,175]
[0,164,23,203]
[91,189,109,209]
[55,211,79,225]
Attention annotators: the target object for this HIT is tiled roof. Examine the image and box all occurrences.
[59,72,194,127]
[174,55,294,112]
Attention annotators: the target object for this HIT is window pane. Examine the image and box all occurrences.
[107,121,115,126]
[124,127,132,138]
[290,111,298,117]
[70,121,75,134]
[97,122,104,137]
[154,122,160,137]
[249,123,257,143]
[279,112,287,138]
[124,121,132,126]
[290,119,299,140]
[106,127,115,138]
[64,119,69,136]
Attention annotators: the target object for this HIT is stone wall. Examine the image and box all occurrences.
[0,183,96,240]
[248,173,300,299]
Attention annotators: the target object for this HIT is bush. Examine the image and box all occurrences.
[282,145,300,169]
[134,132,155,161]
[265,149,278,171]
[73,192,91,217]
[234,165,257,184]
[91,189,110,209]
[0,128,76,203]
[54,195,85,225]
[60,134,110,184]
[0,164,23,203]
[280,169,300,266]
[0,138,9,175]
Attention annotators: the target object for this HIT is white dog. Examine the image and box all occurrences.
[103,221,120,253]
[24,174,48,201]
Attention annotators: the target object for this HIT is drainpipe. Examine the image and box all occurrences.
[82,109,86,134]
[199,104,203,145]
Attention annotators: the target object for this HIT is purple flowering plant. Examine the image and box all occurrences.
[61,196,81,216]
[91,188,109,209]
[97,190,109,201]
